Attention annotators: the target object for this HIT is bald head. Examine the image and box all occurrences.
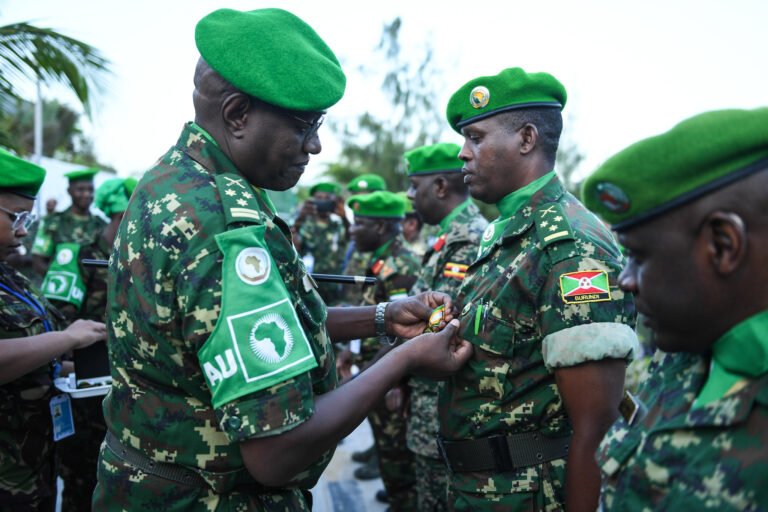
[192,58,242,126]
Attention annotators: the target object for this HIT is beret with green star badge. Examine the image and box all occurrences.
[405,142,463,176]
[446,67,567,133]
[347,190,406,218]
[195,8,346,112]
[64,167,98,183]
[582,107,768,231]
[0,148,46,199]
[347,174,387,193]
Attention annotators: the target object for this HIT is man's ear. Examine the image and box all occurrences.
[519,123,539,155]
[434,176,448,199]
[704,211,746,275]
[220,93,252,137]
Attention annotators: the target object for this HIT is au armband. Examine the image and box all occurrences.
[198,225,318,409]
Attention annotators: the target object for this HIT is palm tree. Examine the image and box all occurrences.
[0,21,110,150]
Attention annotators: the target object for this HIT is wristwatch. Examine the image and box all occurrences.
[375,302,394,345]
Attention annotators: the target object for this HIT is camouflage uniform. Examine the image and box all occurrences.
[598,348,768,511]
[0,263,64,511]
[408,200,487,512]
[295,216,347,303]
[49,236,110,512]
[338,245,370,306]
[92,123,336,511]
[359,234,421,511]
[438,175,636,511]
[30,207,106,262]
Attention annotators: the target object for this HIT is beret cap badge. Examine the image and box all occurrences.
[595,182,631,213]
[470,86,490,109]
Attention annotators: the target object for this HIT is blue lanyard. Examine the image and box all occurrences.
[0,282,53,332]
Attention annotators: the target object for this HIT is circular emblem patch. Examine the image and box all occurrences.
[470,86,490,109]
[595,182,631,213]
[236,247,271,285]
[358,180,368,190]
[249,313,294,363]
[56,248,73,265]
[482,224,495,243]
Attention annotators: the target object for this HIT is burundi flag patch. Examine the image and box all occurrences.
[559,270,611,304]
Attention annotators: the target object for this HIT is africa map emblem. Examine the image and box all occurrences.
[236,247,270,285]
[559,270,611,304]
[249,313,294,363]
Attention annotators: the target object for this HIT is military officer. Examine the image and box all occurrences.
[582,107,768,511]
[292,181,348,303]
[30,168,106,276]
[342,191,422,509]
[91,9,472,511]
[0,149,105,511]
[401,142,488,511]
[437,68,638,511]
[46,177,135,512]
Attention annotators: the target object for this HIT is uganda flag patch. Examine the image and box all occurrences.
[559,270,611,304]
[443,262,468,279]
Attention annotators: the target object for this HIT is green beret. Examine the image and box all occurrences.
[94,178,131,217]
[0,148,46,199]
[446,67,567,133]
[124,177,138,197]
[582,108,768,231]
[309,182,341,196]
[64,168,98,183]
[396,191,415,214]
[405,142,463,176]
[346,174,387,193]
[347,190,406,218]
[195,8,346,112]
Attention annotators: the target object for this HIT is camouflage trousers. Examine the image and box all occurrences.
[369,396,417,512]
[92,441,313,511]
[448,460,567,512]
[414,454,449,512]
[0,394,56,512]
[57,395,107,512]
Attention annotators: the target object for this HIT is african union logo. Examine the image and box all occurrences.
[470,86,490,109]
[559,270,612,304]
[46,274,71,295]
[56,248,73,265]
[236,247,270,286]
[358,180,368,190]
[482,224,495,243]
[249,313,294,363]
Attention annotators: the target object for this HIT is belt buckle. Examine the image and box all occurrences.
[488,434,515,473]
[434,431,454,473]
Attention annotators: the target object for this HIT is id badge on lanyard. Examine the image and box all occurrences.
[49,394,75,441]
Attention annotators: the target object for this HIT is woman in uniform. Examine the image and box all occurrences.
[0,149,106,511]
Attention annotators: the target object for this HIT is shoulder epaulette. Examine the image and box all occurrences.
[534,202,576,262]
[213,173,265,226]
[379,256,397,280]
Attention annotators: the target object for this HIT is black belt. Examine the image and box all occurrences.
[435,431,571,474]
[105,430,208,488]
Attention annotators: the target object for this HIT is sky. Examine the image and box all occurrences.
[2,0,767,189]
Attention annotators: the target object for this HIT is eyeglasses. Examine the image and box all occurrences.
[290,113,325,142]
[0,204,38,231]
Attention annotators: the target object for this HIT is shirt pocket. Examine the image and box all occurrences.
[458,302,517,401]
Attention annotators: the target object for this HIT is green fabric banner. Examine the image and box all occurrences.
[198,224,318,409]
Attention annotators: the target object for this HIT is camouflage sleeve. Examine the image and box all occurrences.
[175,246,316,443]
[540,256,638,370]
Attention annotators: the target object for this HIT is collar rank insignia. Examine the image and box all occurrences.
[432,233,448,252]
[371,259,385,275]
[443,262,468,280]
[558,270,611,304]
